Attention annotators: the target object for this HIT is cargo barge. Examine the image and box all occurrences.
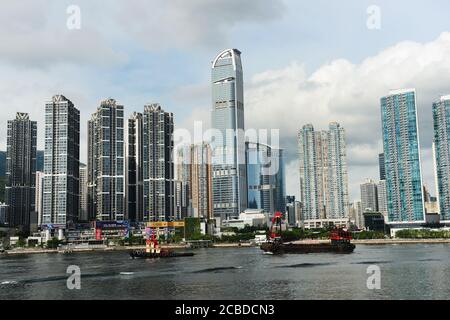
[130,235,194,259]
[260,213,355,255]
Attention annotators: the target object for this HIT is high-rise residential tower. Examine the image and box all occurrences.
[350,200,364,229]
[211,49,247,222]
[190,143,213,219]
[35,171,44,226]
[377,180,388,219]
[126,112,144,222]
[381,89,425,224]
[143,104,175,222]
[176,145,192,218]
[378,153,386,181]
[5,113,37,231]
[87,119,96,221]
[360,179,378,212]
[88,99,125,221]
[298,123,349,220]
[79,163,88,222]
[326,122,349,219]
[42,95,80,227]
[298,125,328,220]
[433,95,450,222]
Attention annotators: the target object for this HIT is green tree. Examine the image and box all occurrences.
[184,218,202,240]
[16,239,26,247]
[46,237,62,249]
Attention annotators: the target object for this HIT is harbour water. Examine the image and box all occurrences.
[1,244,450,300]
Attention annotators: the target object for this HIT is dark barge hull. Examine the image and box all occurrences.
[130,250,195,259]
[261,242,355,255]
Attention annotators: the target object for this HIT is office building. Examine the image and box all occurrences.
[286,201,302,227]
[246,142,286,215]
[211,48,247,222]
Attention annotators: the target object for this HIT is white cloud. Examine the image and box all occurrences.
[0,1,127,68]
[113,0,286,50]
[244,32,450,200]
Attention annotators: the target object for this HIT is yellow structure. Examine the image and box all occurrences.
[147,221,185,228]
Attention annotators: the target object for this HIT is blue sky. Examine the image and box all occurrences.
[1,0,450,200]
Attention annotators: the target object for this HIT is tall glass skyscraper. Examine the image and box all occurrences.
[246,142,285,214]
[381,89,425,224]
[433,95,450,222]
[211,49,247,221]
[143,104,175,222]
[42,95,80,227]
[88,99,125,221]
[6,113,37,231]
[298,123,349,220]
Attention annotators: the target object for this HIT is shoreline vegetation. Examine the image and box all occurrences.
[3,238,450,256]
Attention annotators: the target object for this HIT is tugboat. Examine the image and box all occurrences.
[260,212,355,255]
[130,234,194,259]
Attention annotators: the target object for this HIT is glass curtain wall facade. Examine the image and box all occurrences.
[433,95,450,222]
[211,49,247,221]
[381,89,425,224]
[246,142,286,215]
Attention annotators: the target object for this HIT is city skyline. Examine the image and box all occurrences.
[4,1,450,306]
[3,1,450,203]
